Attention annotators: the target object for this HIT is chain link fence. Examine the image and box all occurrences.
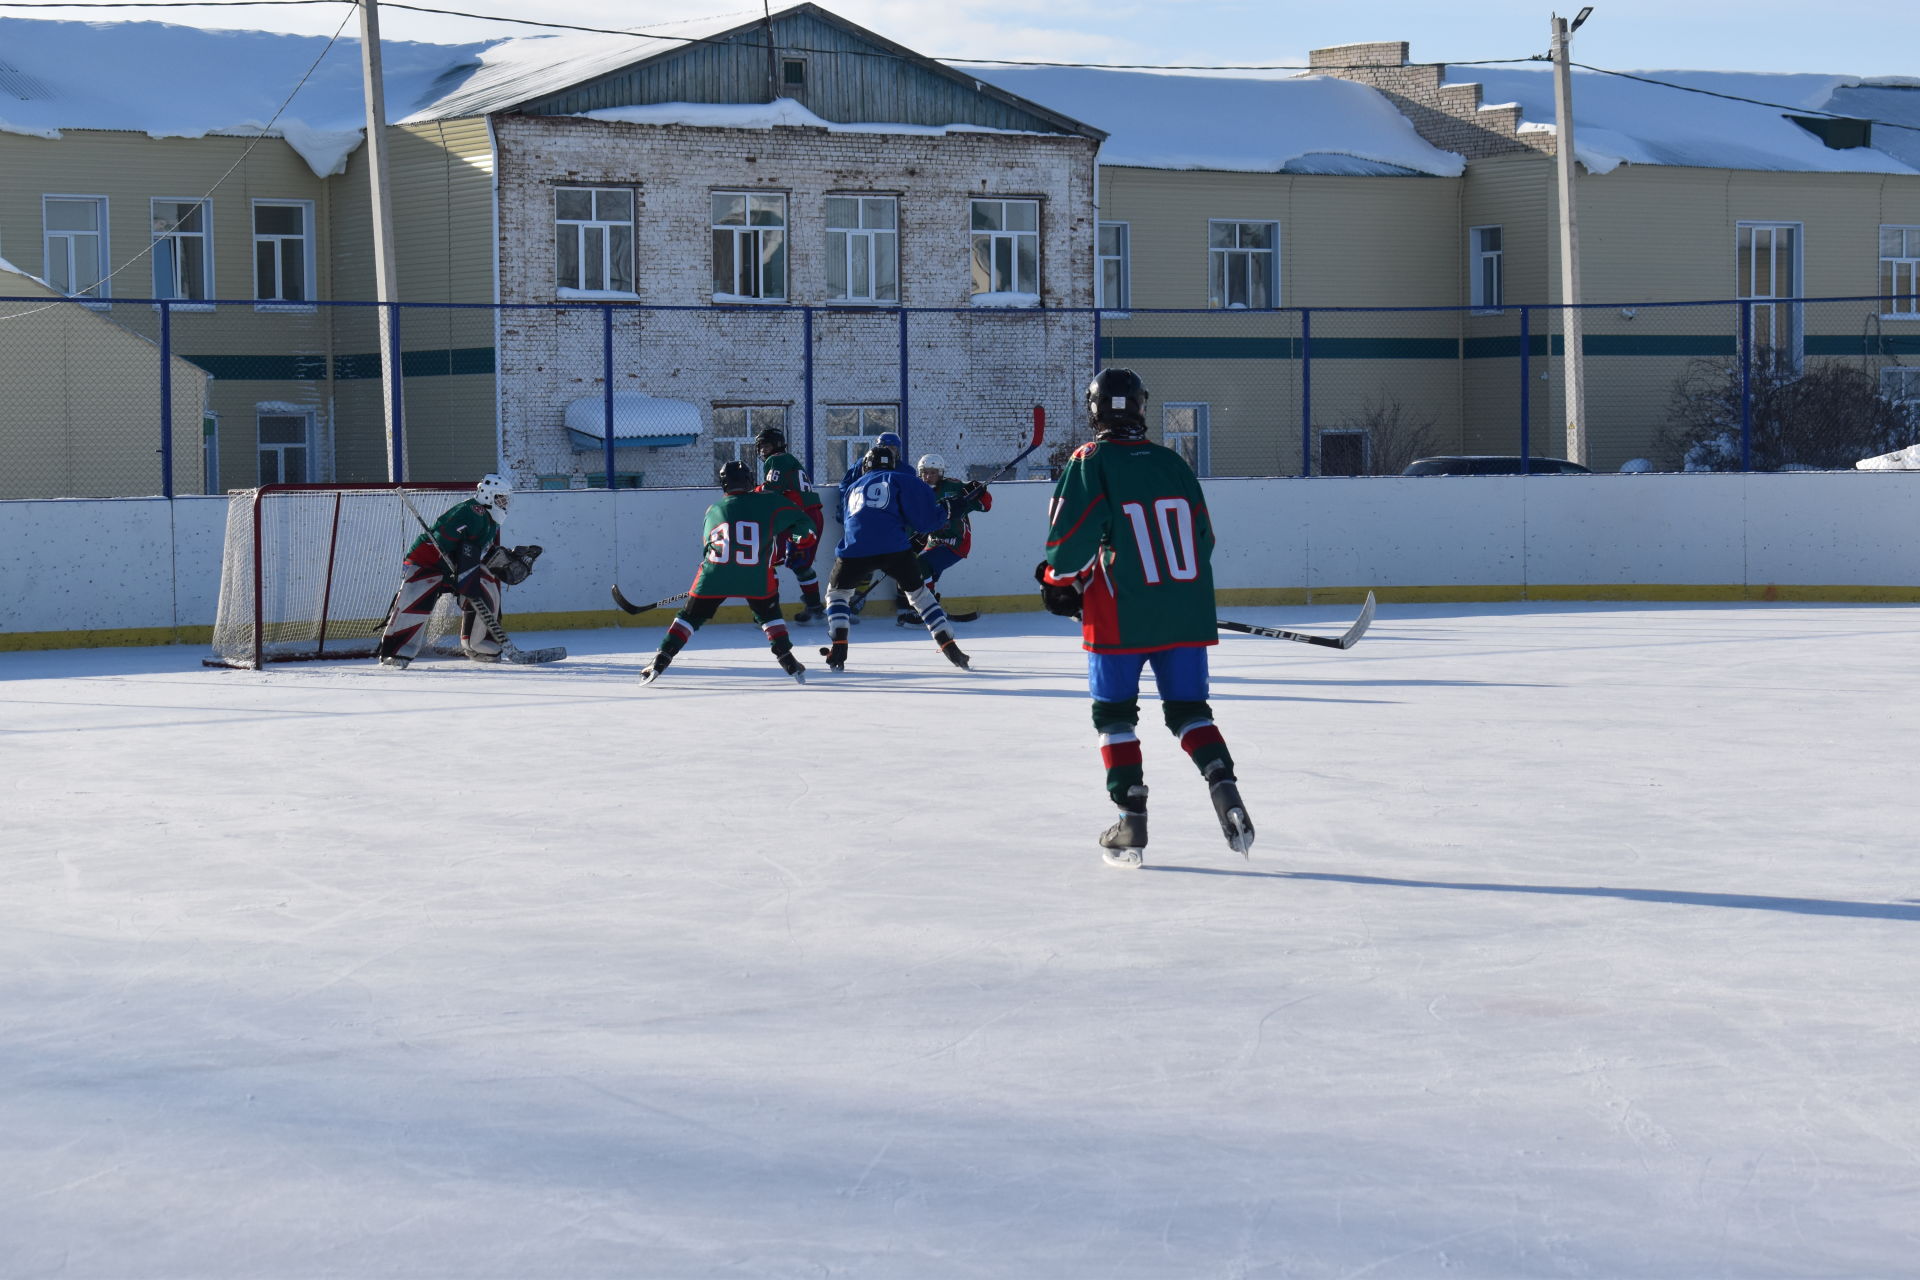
[4,294,1916,499]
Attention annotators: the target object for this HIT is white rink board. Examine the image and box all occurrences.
[3,605,1917,1276]
[8,472,1920,641]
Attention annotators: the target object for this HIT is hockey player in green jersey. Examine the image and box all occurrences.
[376,474,544,668]
[753,426,828,622]
[1038,368,1253,866]
[892,454,993,625]
[640,461,815,684]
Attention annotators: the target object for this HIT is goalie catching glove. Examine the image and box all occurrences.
[1034,560,1087,619]
[484,543,544,586]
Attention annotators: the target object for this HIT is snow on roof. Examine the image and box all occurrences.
[1448,65,1919,176]
[0,17,491,176]
[976,68,1465,177]
[571,97,1054,138]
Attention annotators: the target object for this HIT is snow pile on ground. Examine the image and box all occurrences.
[5,604,1917,1275]
[1451,64,1918,175]
[978,67,1467,176]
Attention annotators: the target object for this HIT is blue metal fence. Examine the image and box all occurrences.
[2,292,1916,499]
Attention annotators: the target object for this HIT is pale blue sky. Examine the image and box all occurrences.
[26,0,1920,78]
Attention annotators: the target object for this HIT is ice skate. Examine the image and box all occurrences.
[1099,785,1148,868]
[820,640,847,672]
[1206,764,1255,857]
[378,653,410,670]
[938,636,970,670]
[640,653,671,684]
[791,601,827,624]
[777,650,807,683]
[462,646,501,664]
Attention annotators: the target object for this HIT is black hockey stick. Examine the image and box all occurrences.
[611,585,690,616]
[1218,591,1376,650]
[970,405,1047,492]
[398,491,566,664]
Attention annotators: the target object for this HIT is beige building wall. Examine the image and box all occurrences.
[1097,165,1464,475]
[327,117,499,485]
[0,268,208,498]
[0,129,336,492]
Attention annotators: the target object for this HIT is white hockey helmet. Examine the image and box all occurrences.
[476,473,511,517]
[917,454,947,478]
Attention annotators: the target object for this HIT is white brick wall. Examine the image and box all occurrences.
[493,116,1099,487]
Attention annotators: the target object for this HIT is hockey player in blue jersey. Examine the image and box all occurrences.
[837,430,909,499]
[822,441,970,673]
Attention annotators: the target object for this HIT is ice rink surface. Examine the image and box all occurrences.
[4,603,1917,1279]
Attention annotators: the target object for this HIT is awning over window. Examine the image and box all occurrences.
[564,392,701,451]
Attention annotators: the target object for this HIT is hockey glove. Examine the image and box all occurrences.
[1034,560,1085,619]
[485,544,544,586]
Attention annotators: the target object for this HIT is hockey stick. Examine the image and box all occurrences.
[970,405,1047,492]
[610,585,690,616]
[1217,591,1376,650]
[397,491,566,664]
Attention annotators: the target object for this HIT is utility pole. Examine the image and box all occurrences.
[359,0,403,480]
[1551,9,1591,467]
[763,1,778,103]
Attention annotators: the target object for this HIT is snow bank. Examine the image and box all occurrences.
[975,68,1466,177]
[1448,65,1918,176]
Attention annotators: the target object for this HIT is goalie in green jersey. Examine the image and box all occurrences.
[640,461,816,684]
[1039,369,1253,866]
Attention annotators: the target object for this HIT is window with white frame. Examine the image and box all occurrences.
[1737,221,1802,363]
[1321,430,1369,477]
[556,187,635,294]
[152,198,212,304]
[257,411,312,484]
[43,196,108,302]
[1208,220,1278,309]
[970,198,1039,298]
[824,403,897,477]
[712,192,787,301]
[1097,221,1130,310]
[252,200,313,304]
[1470,225,1503,313]
[1884,367,1920,413]
[826,196,898,304]
[1881,226,1920,318]
[1162,403,1209,475]
[712,404,788,470]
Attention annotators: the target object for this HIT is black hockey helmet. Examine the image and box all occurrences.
[718,459,755,492]
[754,425,787,457]
[1087,368,1149,440]
[862,442,898,474]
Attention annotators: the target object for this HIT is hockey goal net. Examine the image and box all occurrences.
[207,483,475,669]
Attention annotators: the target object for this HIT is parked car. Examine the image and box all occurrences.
[1402,455,1593,476]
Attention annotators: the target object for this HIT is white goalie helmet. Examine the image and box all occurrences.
[917,454,947,478]
[476,473,511,517]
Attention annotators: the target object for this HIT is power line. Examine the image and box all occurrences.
[1571,62,1920,136]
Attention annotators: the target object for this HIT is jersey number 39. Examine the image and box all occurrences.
[706,521,763,565]
[1119,498,1199,584]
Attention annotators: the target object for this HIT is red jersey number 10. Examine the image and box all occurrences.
[1119,498,1198,585]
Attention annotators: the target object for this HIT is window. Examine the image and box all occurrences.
[712,192,787,301]
[257,411,311,484]
[152,199,212,305]
[1881,226,1920,318]
[1097,221,1130,310]
[782,57,807,89]
[713,404,788,470]
[43,195,108,303]
[824,404,897,476]
[252,200,313,305]
[1208,220,1277,309]
[826,196,898,304]
[1321,430,1369,477]
[970,198,1039,299]
[1162,403,1209,475]
[556,187,635,295]
[1737,221,1802,364]
[1884,367,1920,414]
[1470,225,1503,313]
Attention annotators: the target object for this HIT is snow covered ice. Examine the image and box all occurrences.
[4,604,1917,1277]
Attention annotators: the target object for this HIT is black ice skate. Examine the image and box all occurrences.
[777,650,807,683]
[820,640,847,671]
[1205,763,1255,857]
[1099,785,1149,868]
[378,654,410,670]
[938,636,970,670]
[640,652,672,684]
[791,601,827,624]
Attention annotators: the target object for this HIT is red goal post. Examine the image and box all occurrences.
[206,482,475,670]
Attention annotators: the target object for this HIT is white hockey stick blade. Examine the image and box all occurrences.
[503,644,567,665]
[1338,591,1377,649]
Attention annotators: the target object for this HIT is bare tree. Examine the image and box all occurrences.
[1657,350,1919,471]
[1325,393,1441,476]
